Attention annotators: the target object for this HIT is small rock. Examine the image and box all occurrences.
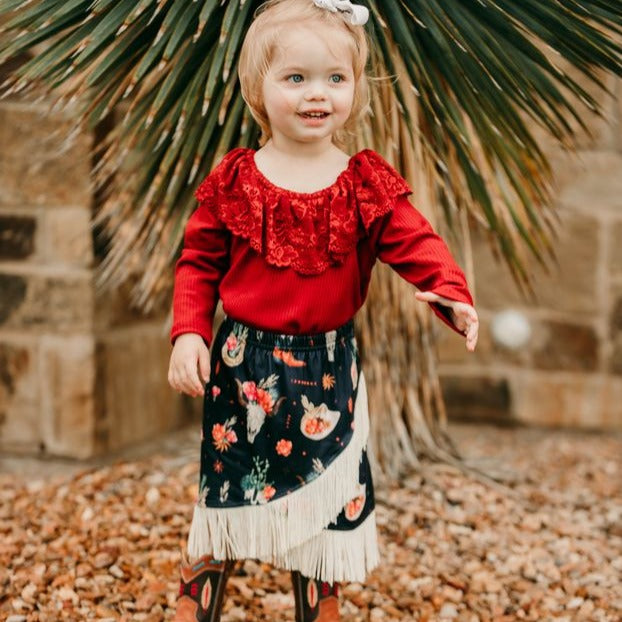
[20,583,37,603]
[226,606,247,621]
[440,603,459,618]
[135,593,157,610]
[10,598,27,612]
[229,577,254,600]
[146,486,160,507]
[94,551,115,569]
[55,587,79,604]
[109,564,124,579]
[566,596,584,609]
[76,563,92,577]
[261,592,293,611]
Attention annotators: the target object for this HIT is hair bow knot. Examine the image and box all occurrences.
[313,0,369,26]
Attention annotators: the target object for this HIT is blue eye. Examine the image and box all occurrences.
[330,74,345,83]
[287,74,303,83]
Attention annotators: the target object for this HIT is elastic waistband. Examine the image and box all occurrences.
[221,316,355,350]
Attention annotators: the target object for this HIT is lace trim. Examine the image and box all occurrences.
[194,148,412,275]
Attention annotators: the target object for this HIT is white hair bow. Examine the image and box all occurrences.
[313,0,369,26]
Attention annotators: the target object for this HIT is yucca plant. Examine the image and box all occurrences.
[1,0,620,480]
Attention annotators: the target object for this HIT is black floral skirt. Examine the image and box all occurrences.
[186,316,379,583]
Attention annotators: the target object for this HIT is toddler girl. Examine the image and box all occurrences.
[168,1,479,620]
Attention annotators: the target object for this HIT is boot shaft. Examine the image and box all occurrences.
[174,555,235,622]
[291,570,341,622]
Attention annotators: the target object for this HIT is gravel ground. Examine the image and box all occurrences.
[1,422,621,622]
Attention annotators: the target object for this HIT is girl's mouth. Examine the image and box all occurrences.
[299,111,330,119]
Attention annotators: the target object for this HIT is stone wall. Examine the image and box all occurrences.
[437,74,622,429]
[0,99,194,458]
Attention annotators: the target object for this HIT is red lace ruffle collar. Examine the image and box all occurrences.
[194,148,412,275]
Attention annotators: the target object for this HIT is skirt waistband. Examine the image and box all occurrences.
[221,316,355,350]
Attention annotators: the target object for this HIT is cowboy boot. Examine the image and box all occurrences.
[291,570,341,622]
[174,553,236,622]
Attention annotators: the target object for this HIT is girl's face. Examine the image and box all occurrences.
[261,25,356,148]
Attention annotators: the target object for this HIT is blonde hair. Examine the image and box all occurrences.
[238,0,370,146]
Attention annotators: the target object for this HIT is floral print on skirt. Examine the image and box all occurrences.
[187,316,379,583]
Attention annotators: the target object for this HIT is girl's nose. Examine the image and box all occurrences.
[304,83,327,100]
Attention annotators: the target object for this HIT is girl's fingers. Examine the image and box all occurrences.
[415,294,480,351]
[171,362,197,396]
[179,374,199,397]
[452,307,469,329]
[415,291,440,303]
[198,348,211,384]
[168,363,179,388]
[467,325,477,341]
[169,370,182,394]
[169,345,207,396]
[465,320,479,351]
[183,361,205,396]
[173,370,188,395]
[455,305,479,324]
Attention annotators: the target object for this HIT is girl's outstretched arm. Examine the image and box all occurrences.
[372,194,478,350]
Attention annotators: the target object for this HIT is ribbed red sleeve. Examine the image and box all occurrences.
[170,197,230,346]
[373,195,473,335]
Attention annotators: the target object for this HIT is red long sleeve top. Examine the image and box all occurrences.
[171,148,473,346]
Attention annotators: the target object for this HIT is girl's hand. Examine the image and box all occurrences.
[168,333,211,397]
[415,291,479,352]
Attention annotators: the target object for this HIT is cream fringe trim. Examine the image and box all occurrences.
[272,511,380,583]
[187,373,374,581]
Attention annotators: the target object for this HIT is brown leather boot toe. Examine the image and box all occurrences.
[316,595,340,621]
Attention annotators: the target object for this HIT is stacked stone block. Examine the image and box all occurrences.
[0,99,193,458]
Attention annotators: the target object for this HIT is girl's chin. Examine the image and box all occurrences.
[270,125,342,145]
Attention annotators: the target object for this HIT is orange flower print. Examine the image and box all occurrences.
[276,439,293,457]
[212,424,226,442]
[263,485,276,501]
[347,397,353,413]
[212,417,238,452]
[213,459,224,473]
[242,381,258,402]
[345,484,366,521]
[304,417,331,437]
[256,387,273,413]
[322,373,335,390]
[211,386,221,399]
[345,495,365,520]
